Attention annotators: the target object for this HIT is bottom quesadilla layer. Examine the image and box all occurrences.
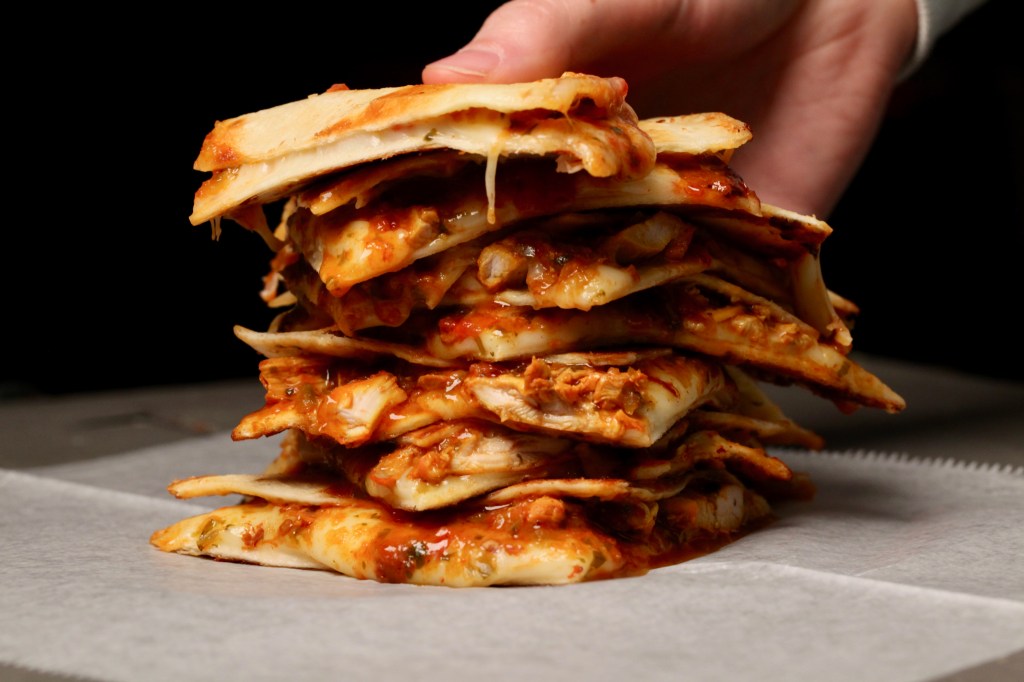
[152,469,780,586]
[152,424,812,586]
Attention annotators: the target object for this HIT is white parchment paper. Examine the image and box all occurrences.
[2,434,1022,682]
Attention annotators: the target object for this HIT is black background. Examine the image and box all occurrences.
[6,0,1020,397]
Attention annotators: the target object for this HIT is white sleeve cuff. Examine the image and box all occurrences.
[903,0,989,77]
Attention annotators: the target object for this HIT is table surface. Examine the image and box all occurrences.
[2,355,1022,682]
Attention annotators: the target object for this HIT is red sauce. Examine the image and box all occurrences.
[437,305,530,344]
[665,154,753,204]
[273,506,318,540]
[360,497,628,584]
[241,524,265,549]
[292,488,775,584]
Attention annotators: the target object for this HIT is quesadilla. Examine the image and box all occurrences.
[153,73,902,586]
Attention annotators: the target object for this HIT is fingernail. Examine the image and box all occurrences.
[427,47,502,78]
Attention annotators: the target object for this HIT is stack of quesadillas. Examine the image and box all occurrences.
[152,73,904,586]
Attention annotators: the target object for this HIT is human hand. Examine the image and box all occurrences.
[423,0,918,217]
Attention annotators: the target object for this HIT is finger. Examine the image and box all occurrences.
[422,0,693,84]
[423,1,571,83]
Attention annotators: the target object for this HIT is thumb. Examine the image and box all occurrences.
[423,1,577,83]
[422,0,689,84]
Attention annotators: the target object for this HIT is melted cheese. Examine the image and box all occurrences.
[467,355,725,447]
[419,277,905,412]
[191,76,656,225]
[234,352,730,448]
[286,156,759,297]
[237,271,903,414]
[152,469,773,586]
[282,210,846,348]
[362,421,574,511]
[151,497,628,586]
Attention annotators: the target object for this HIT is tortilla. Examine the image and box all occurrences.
[191,73,656,225]
[155,73,904,587]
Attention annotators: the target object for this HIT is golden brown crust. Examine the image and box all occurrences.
[195,74,635,172]
[190,74,657,226]
[152,466,776,586]
[160,73,904,588]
